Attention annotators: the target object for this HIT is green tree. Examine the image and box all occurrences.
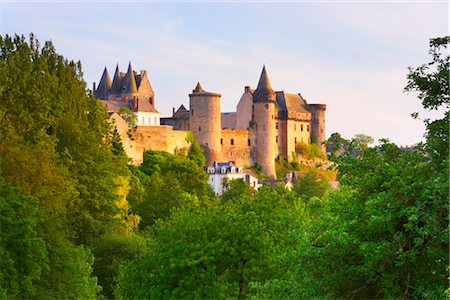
[128,150,216,228]
[351,133,374,150]
[221,178,255,203]
[0,179,48,298]
[292,171,329,205]
[92,232,146,299]
[116,188,303,299]
[117,107,137,127]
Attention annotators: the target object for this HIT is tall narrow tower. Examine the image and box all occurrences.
[309,104,327,153]
[252,66,276,178]
[189,83,222,166]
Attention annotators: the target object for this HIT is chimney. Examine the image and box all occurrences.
[93,82,96,91]
[172,107,176,115]
[245,86,251,93]
[133,96,137,112]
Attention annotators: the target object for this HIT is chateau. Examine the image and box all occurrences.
[95,64,326,178]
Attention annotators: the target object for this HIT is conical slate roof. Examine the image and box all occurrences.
[123,62,138,94]
[110,63,122,94]
[95,66,112,100]
[253,65,276,103]
[193,82,204,93]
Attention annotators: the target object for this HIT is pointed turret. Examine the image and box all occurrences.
[95,66,112,100]
[253,65,276,103]
[110,63,122,94]
[123,62,138,94]
[193,82,204,93]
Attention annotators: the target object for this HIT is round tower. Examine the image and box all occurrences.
[308,104,327,153]
[189,82,222,166]
[252,66,277,178]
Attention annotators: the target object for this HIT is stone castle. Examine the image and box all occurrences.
[95,64,326,178]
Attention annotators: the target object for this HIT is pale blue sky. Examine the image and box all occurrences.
[1,1,448,146]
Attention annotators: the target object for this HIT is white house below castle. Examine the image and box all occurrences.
[207,162,260,197]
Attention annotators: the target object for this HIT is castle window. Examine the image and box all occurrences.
[220,138,223,145]
[191,109,194,116]
[301,124,304,131]
[248,139,251,146]
[276,136,278,143]
[294,124,296,131]
[307,125,310,132]
[295,137,297,145]
[231,139,234,145]
[199,126,201,132]
[276,122,278,129]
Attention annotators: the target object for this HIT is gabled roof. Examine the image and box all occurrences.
[173,104,189,117]
[95,67,112,100]
[275,91,311,114]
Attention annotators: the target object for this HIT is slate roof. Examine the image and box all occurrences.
[253,65,276,102]
[275,92,311,114]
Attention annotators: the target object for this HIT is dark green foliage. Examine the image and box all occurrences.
[116,188,303,299]
[292,171,329,204]
[93,232,146,299]
[221,178,255,203]
[0,179,47,298]
[187,137,206,167]
[128,150,216,228]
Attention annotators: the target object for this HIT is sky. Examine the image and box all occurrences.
[1,0,448,146]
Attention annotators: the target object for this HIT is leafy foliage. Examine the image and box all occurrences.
[295,142,326,159]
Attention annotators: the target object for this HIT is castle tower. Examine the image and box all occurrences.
[308,104,327,153]
[95,66,112,100]
[189,82,222,166]
[252,66,277,178]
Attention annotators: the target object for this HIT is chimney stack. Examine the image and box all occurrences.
[93,82,96,92]
[245,86,251,93]
[172,107,176,115]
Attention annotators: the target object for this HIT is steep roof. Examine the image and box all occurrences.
[95,67,112,100]
[275,92,311,114]
[110,64,123,94]
[193,82,204,93]
[253,65,276,103]
[133,98,159,113]
[122,62,138,93]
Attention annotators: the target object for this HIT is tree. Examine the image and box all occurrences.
[292,171,329,205]
[116,188,304,299]
[128,151,216,229]
[0,179,48,298]
[221,178,255,203]
[117,107,137,128]
[405,36,449,165]
[351,133,374,150]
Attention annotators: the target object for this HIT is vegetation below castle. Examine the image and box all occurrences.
[0,34,448,299]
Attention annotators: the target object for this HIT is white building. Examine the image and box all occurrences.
[207,162,260,197]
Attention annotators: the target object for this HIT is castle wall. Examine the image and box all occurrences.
[221,112,236,129]
[220,129,253,167]
[286,120,312,160]
[134,126,191,155]
[111,113,190,165]
[235,92,253,129]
